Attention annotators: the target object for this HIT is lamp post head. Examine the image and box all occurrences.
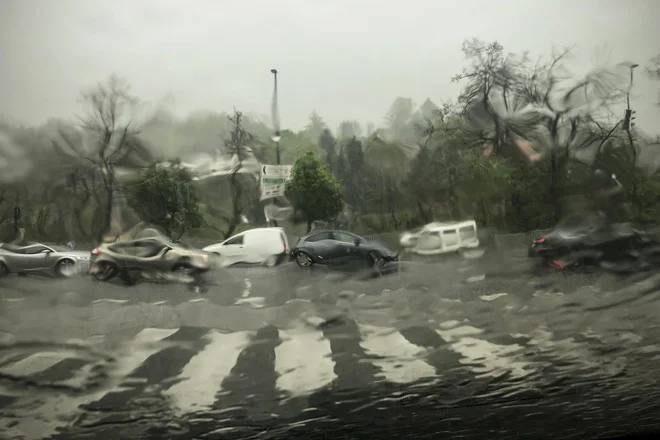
[630,63,639,69]
[271,69,278,75]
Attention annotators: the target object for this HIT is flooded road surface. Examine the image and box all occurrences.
[1,251,660,439]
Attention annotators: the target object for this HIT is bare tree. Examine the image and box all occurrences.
[452,39,528,156]
[54,75,152,243]
[454,40,628,220]
[223,110,253,239]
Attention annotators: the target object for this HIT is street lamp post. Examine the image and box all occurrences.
[625,63,639,217]
[269,69,281,227]
[623,64,639,131]
[270,69,281,165]
[627,63,639,110]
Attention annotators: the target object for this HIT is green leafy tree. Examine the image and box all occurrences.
[286,152,343,232]
[124,162,203,239]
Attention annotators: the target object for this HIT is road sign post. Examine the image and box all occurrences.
[260,164,292,201]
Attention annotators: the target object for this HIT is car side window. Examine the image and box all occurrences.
[22,246,49,255]
[305,232,332,243]
[333,232,357,244]
[137,240,168,258]
[225,235,244,246]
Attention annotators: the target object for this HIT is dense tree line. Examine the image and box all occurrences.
[1,39,660,246]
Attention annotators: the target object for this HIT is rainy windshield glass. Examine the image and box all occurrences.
[1,2,660,440]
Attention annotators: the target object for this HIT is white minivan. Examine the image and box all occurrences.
[400,220,480,255]
[203,227,289,268]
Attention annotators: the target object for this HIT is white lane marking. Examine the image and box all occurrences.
[188,298,208,304]
[285,299,311,305]
[436,325,484,341]
[447,337,531,379]
[359,325,436,384]
[92,299,129,304]
[150,300,167,306]
[1,297,25,302]
[466,274,486,283]
[275,326,337,397]
[438,320,462,329]
[164,330,252,415]
[0,352,77,377]
[233,297,265,308]
[241,278,251,298]
[3,327,180,440]
[436,327,533,379]
[480,293,508,301]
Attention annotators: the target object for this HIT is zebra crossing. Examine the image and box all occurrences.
[0,316,643,440]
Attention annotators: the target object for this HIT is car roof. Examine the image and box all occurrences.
[243,227,285,234]
[302,230,358,238]
[424,220,476,230]
[105,237,172,246]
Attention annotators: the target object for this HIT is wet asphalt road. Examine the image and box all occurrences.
[1,251,660,439]
[0,250,559,307]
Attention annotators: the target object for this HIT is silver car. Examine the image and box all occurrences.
[0,243,90,278]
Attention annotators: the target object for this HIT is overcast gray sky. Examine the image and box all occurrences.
[1,0,659,134]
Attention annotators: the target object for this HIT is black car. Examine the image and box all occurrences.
[290,230,399,274]
[528,219,660,272]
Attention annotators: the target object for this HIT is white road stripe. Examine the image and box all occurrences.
[480,293,508,301]
[0,352,76,377]
[359,324,436,384]
[92,299,129,304]
[436,327,533,379]
[242,278,251,298]
[3,327,180,440]
[164,330,252,415]
[275,326,337,397]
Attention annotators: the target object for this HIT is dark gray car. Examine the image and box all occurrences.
[290,230,399,274]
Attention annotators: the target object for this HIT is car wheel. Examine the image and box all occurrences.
[0,262,8,278]
[370,252,385,276]
[295,251,313,268]
[93,262,118,282]
[264,255,279,268]
[172,264,196,283]
[55,259,76,278]
[119,270,140,286]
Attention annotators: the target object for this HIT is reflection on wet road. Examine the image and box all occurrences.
[1,252,660,439]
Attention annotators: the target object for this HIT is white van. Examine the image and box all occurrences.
[203,227,289,268]
[400,220,479,255]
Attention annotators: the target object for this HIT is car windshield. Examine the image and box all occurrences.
[3,5,659,440]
